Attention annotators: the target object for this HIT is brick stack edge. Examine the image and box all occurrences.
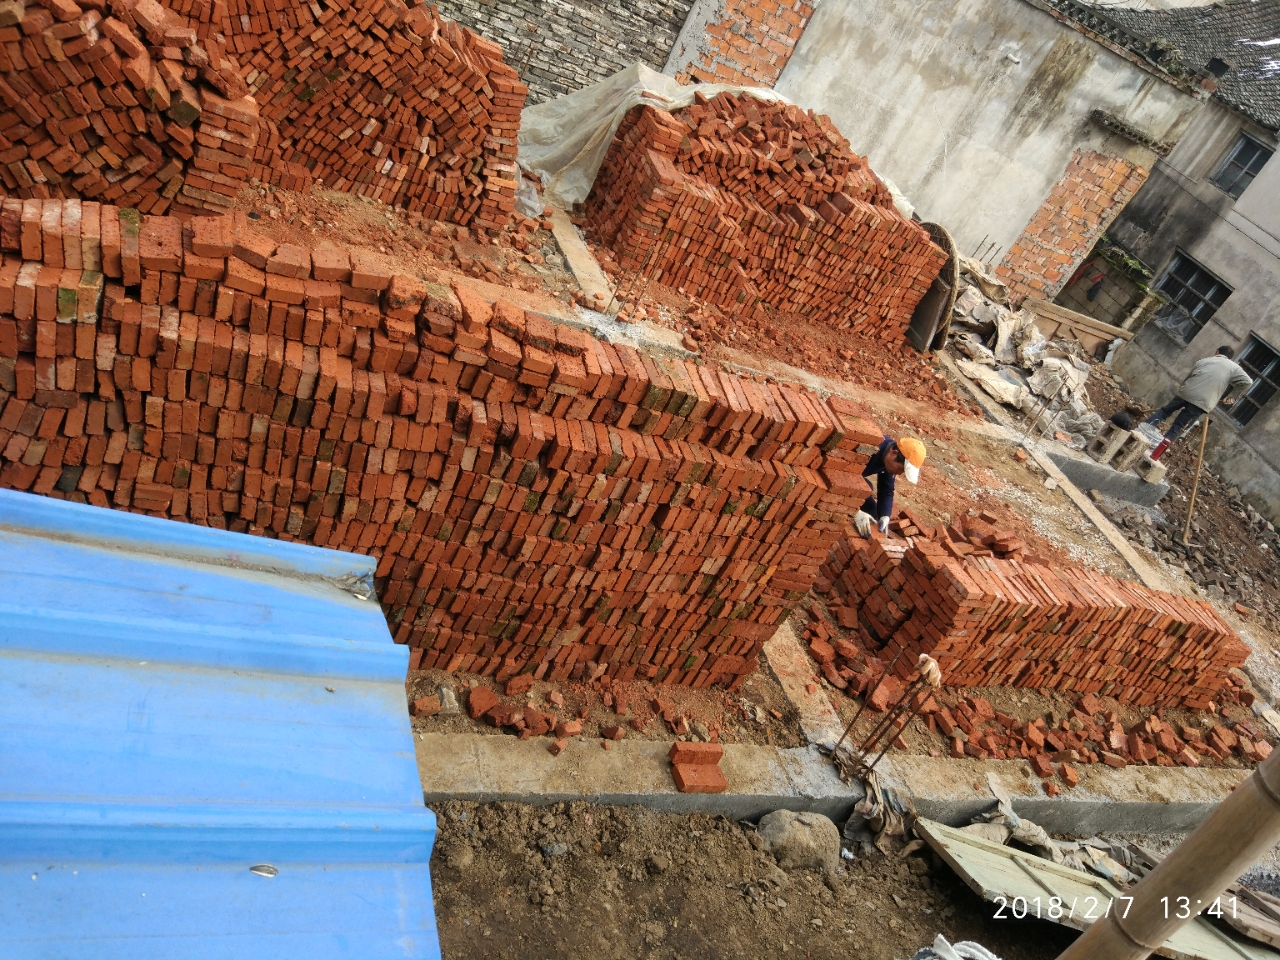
[218,0,527,229]
[0,198,895,689]
[585,93,948,340]
[0,0,525,230]
[822,532,1248,709]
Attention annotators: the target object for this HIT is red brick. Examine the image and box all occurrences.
[668,742,724,765]
[672,763,728,794]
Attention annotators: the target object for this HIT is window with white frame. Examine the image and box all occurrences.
[1230,335,1280,427]
[1210,134,1273,199]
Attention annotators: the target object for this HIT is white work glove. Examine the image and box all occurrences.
[878,516,890,534]
[853,510,873,538]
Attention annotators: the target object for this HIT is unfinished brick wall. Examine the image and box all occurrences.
[822,533,1247,709]
[215,0,527,229]
[666,0,813,88]
[0,199,893,688]
[586,96,947,340]
[0,0,259,217]
[996,150,1149,304]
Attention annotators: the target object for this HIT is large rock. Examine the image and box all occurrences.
[757,810,840,873]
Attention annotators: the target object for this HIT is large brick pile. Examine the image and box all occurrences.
[0,198,896,688]
[819,532,1248,709]
[0,0,258,217]
[220,0,526,229]
[585,93,948,339]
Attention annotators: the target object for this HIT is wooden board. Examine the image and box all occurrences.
[1024,297,1134,354]
[1131,845,1280,950]
[916,819,1280,960]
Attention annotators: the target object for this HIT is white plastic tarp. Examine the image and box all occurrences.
[517,63,791,209]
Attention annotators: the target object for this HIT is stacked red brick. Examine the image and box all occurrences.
[0,0,258,217]
[211,0,525,229]
[0,198,886,688]
[824,535,1248,709]
[585,93,948,339]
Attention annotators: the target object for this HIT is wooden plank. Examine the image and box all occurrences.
[1025,297,1134,341]
[915,819,1280,960]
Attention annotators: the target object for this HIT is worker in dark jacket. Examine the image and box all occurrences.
[1142,346,1253,460]
[853,437,927,537]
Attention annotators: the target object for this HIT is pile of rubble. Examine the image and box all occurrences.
[948,265,1105,447]
[585,93,946,339]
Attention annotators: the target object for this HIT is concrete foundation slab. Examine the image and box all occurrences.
[880,754,1247,835]
[1048,448,1170,507]
[416,733,866,821]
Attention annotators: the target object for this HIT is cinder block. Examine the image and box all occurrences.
[1087,421,1129,463]
[1134,456,1167,485]
[1110,431,1153,473]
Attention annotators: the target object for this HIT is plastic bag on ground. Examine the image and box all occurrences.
[514,176,543,220]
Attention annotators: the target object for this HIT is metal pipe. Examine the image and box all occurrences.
[1181,415,1211,545]
[1055,746,1280,960]
[832,645,909,755]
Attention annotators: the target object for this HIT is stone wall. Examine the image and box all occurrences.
[432,0,695,104]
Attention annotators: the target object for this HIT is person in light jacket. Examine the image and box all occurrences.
[1143,345,1253,460]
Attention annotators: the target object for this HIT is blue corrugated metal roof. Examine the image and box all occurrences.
[0,489,440,959]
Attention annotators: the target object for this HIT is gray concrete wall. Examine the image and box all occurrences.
[1109,98,1280,523]
[433,0,694,103]
[772,0,1200,262]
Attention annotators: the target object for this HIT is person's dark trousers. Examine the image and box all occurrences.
[1145,397,1206,442]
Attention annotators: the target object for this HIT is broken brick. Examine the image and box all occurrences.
[467,686,500,720]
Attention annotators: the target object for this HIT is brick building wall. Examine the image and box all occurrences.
[996,150,1149,304]
[665,0,815,87]
[430,0,695,103]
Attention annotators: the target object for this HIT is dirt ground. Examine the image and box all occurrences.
[430,800,1079,960]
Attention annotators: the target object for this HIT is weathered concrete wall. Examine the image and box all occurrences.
[1110,99,1280,523]
[433,0,695,103]
[663,0,814,86]
[773,0,1199,265]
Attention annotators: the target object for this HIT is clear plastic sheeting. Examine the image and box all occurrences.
[517,63,791,209]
